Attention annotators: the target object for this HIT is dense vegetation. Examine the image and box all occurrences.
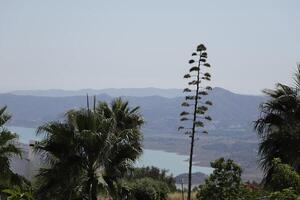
[196,158,243,200]
[194,157,300,200]
[254,66,300,184]
[33,98,144,200]
[194,65,300,200]
[124,166,177,192]
[0,100,177,200]
[0,106,31,199]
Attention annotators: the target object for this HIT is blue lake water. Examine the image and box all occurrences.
[8,126,213,176]
[136,149,213,176]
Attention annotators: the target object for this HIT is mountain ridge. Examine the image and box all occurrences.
[0,87,266,132]
[0,87,266,181]
[6,87,263,98]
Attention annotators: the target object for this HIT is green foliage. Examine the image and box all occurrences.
[254,65,300,182]
[125,166,176,192]
[131,178,170,200]
[110,179,134,200]
[0,106,25,194]
[195,157,300,200]
[196,158,243,200]
[239,183,268,200]
[269,188,300,200]
[132,179,157,200]
[33,98,144,200]
[268,158,300,192]
[154,180,170,200]
[113,166,174,199]
[2,186,33,200]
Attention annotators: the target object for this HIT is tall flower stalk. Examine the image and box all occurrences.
[179,44,213,200]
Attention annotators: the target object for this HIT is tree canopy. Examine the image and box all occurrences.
[196,158,243,200]
[34,98,144,200]
[0,106,23,193]
[255,65,300,183]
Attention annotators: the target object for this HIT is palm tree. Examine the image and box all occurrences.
[3,186,33,200]
[0,106,22,191]
[254,65,300,183]
[96,98,144,197]
[34,98,144,200]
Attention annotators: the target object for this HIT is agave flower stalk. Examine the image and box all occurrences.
[179,44,213,200]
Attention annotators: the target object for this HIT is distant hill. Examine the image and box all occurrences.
[9,87,183,98]
[0,87,266,133]
[0,87,266,181]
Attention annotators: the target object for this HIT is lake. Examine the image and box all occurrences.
[8,126,213,176]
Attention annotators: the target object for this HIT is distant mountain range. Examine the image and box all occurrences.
[9,87,184,98]
[0,87,265,133]
[0,87,267,181]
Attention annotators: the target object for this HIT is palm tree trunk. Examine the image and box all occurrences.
[88,167,98,200]
[91,178,97,200]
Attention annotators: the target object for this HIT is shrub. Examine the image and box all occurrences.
[196,158,243,200]
[240,184,268,200]
[126,166,176,192]
[131,178,170,200]
[132,178,158,200]
[152,180,170,200]
[268,188,300,200]
[268,158,300,193]
[2,186,33,200]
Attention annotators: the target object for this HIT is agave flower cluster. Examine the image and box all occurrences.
[178,44,213,137]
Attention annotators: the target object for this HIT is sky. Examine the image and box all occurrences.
[0,0,299,95]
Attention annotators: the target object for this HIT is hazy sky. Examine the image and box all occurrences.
[0,0,299,94]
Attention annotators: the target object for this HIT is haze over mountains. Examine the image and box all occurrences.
[0,87,266,181]
[1,87,265,131]
[10,88,184,98]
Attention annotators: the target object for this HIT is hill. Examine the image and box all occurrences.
[9,87,183,98]
[0,87,266,181]
[0,87,265,132]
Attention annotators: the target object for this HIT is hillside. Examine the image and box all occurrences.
[0,87,266,181]
[1,87,265,132]
[9,87,183,98]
